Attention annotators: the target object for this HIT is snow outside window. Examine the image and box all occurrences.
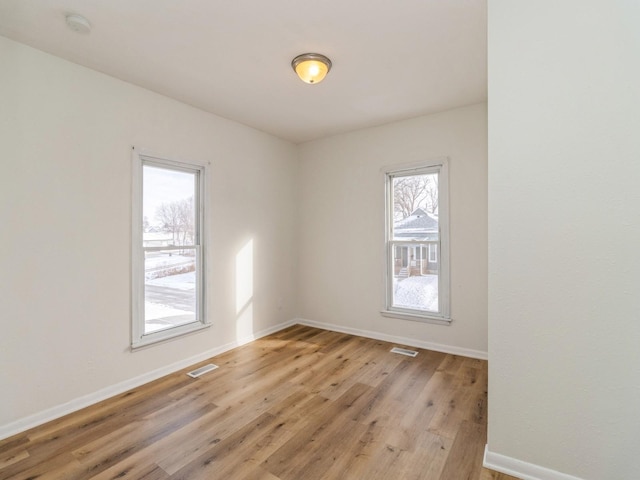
[383,160,450,323]
[131,150,209,348]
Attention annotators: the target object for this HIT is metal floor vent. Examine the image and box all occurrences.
[390,347,419,357]
[187,363,219,378]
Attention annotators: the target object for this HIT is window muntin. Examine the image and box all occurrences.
[132,151,208,347]
[385,161,450,322]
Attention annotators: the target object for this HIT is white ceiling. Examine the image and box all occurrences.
[0,0,487,144]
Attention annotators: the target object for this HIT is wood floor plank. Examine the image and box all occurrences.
[390,370,455,451]
[439,420,487,480]
[90,459,171,480]
[0,436,29,459]
[209,351,320,408]
[67,395,215,479]
[169,412,282,480]
[174,411,301,480]
[393,431,453,480]
[0,449,29,470]
[288,335,373,395]
[0,326,515,480]
[352,356,437,428]
[84,397,240,478]
[267,419,370,480]
[157,382,304,474]
[28,373,192,442]
[1,452,81,480]
[428,364,488,439]
[355,441,404,480]
[436,354,466,376]
[320,420,386,480]
[479,467,522,480]
[261,382,375,479]
[0,377,194,478]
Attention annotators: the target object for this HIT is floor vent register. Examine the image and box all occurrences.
[187,363,219,378]
[390,347,419,357]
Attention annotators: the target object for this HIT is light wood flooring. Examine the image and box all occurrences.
[0,325,519,480]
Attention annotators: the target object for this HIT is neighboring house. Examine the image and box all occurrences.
[393,208,439,277]
[143,231,174,247]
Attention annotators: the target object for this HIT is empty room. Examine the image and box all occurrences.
[1,1,638,479]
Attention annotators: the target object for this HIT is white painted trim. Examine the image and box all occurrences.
[380,309,452,325]
[132,146,212,168]
[131,321,212,350]
[131,147,209,348]
[383,158,451,320]
[380,156,449,174]
[295,317,487,360]
[483,445,585,480]
[0,319,296,441]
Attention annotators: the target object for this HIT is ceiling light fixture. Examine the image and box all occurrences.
[291,53,332,85]
[65,14,92,34]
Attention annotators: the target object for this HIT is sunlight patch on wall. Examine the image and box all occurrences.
[235,238,254,341]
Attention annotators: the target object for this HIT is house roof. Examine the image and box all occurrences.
[394,208,439,240]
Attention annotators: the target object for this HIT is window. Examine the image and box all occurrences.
[132,149,209,348]
[428,244,438,263]
[383,159,450,323]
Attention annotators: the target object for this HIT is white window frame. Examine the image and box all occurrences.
[381,158,451,325]
[131,148,210,349]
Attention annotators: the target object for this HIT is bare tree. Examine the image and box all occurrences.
[156,197,194,247]
[177,197,194,246]
[394,176,428,219]
[425,176,438,215]
[393,174,439,219]
[156,202,181,244]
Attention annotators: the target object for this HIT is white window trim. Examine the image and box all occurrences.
[131,147,210,350]
[381,158,451,325]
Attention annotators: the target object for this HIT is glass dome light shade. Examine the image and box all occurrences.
[292,53,332,84]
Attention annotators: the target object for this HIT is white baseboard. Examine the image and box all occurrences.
[0,319,297,441]
[295,317,488,360]
[483,445,585,480]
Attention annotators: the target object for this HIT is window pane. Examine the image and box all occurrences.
[392,172,439,241]
[144,248,197,333]
[390,171,440,314]
[133,153,207,348]
[392,243,439,312]
[143,165,196,247]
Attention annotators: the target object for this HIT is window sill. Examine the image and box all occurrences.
[380,310,452,326]
[131,321,211,351]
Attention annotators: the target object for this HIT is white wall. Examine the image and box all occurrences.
[488,1,640,479]
[297,104,488,356]
[0,36,298,431]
